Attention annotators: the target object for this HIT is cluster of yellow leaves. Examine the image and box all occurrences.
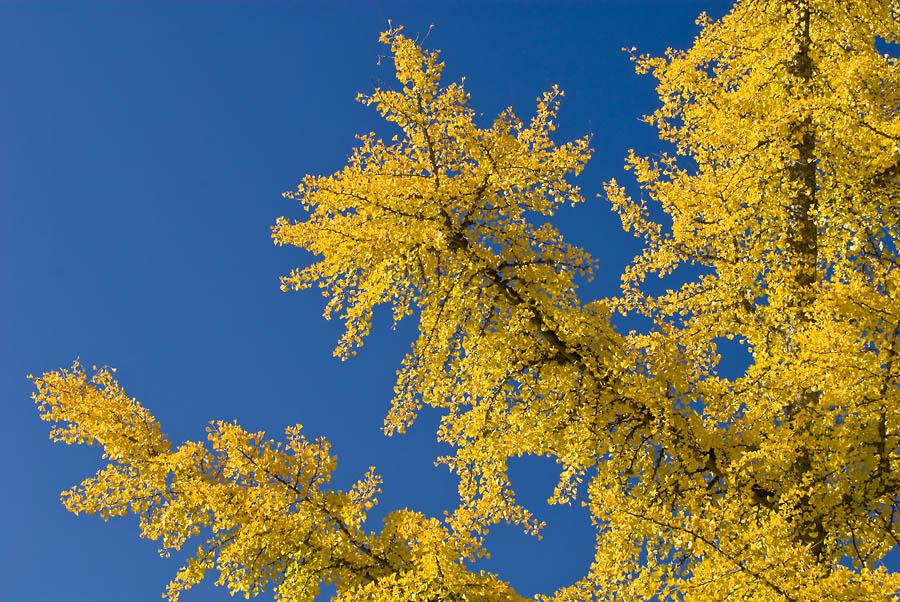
[32,362,522,602]
[596,1,900,600]
[273,26,603,537]
[33,4,900,602]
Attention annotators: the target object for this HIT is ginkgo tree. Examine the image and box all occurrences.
[31,1,900,601]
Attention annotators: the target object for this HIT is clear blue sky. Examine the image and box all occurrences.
[3,2,745,600]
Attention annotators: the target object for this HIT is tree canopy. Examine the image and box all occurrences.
[31,2,900,601]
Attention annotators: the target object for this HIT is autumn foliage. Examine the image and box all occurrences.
[32,2,900,601]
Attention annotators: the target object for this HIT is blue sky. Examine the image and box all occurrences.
[2,2,745,600]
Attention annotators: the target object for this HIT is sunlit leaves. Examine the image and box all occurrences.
[32,5,900,602]
[273,26,608,536]
[32,363,523,602]
[599,1,900,599]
